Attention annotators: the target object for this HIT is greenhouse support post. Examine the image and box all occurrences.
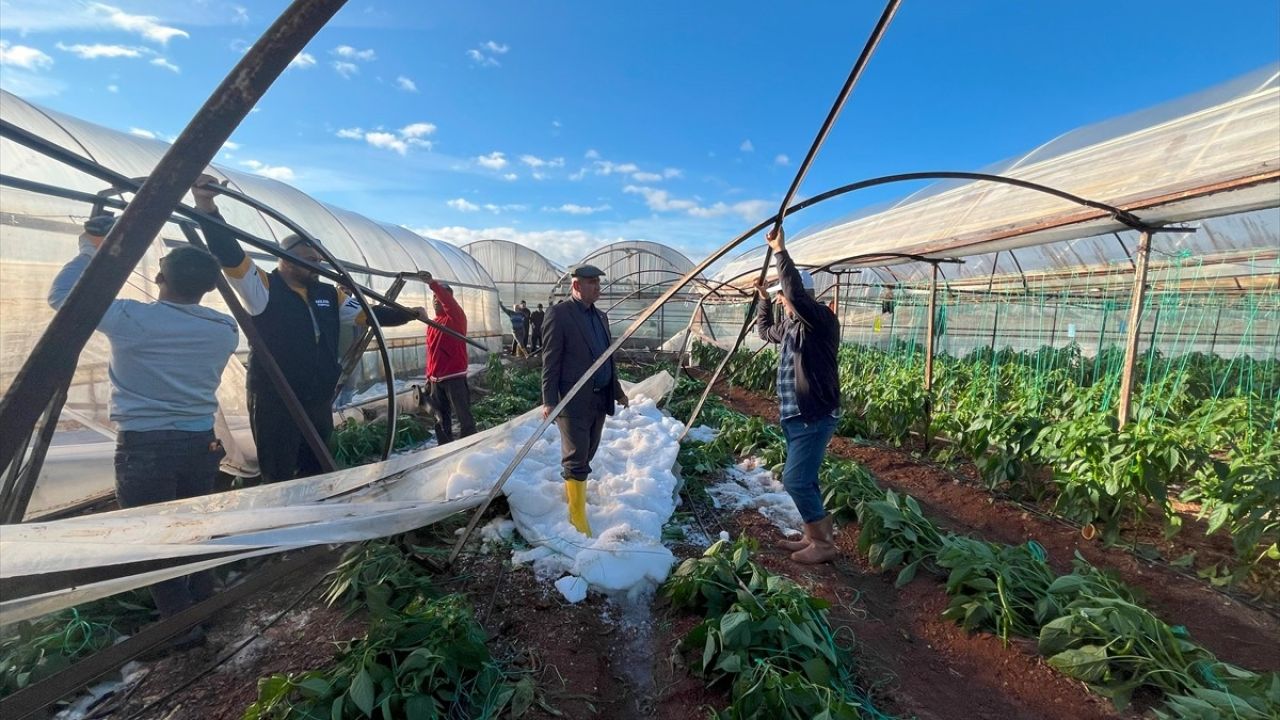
[0,0,348,475]
[1117,230,1153,428]
[924,264,939,393]
[181,223,337,474]
[337,274,408,397]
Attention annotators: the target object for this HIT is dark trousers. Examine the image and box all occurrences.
[249,388,334,482]
[556,392,609,479]
[511,326,528,353]
[430,376,477,444]
[114,429,223,618]
[529,324,542,352]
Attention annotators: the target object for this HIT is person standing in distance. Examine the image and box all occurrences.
[540,265,629,536]
[419,271,476,443]
[754,227,842,564]
[528,303,545,354]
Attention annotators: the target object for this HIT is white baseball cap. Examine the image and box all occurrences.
[767,270,815,294]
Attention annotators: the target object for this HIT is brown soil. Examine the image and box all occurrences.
[712,380,1280,673]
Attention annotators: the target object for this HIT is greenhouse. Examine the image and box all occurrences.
[1,5,1278,718]
[460,237,564,309]
[0,88,505,518]
[553,239,718,345]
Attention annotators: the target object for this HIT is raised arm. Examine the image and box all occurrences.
[768,228,827,330]
[754,278,785,344]
[48,226,134,335]
[192,174,269,315]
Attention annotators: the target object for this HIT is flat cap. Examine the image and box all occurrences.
[570,264,606,279]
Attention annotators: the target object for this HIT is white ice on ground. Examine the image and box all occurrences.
[443,388,682,602]
[684,424,718,443]
[555,575,589,603]
[708,458,804,537]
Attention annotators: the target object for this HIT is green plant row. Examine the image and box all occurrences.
[676,393,1279,717]
[330,414,434,468]
[245,540,532,720]
[697,339,1279,578]
[663,538,887,720]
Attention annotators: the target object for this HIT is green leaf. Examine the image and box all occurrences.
[1046,575,1085,595]
[1048,645,1110,683]
[350,668,376,716]
[895,560,920,588]
[298,676,334,698]
[719,612,750,646]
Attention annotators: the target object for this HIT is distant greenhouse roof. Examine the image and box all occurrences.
[717,64,1280,293]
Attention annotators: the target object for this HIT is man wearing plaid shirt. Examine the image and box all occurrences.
[755,227,842,564]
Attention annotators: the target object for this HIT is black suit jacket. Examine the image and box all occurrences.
[541,299,626,418]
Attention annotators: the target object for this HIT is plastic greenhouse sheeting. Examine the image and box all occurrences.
[0,373,673,625]
[716,65,1280,291]
[564,240,707,343]
[461,238,564,308]
[0,89,505,517]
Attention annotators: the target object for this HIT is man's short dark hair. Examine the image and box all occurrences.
[161,246,221,298]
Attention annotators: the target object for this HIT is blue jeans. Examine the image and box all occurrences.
[780,414,837,523]
[115,429,224,617]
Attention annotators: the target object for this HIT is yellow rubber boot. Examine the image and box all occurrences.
[565,478,592,537]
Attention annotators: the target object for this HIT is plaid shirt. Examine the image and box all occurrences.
[777,324,800,419]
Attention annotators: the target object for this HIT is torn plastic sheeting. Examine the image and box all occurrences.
[0,373,672,625]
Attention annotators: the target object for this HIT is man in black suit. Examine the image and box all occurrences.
[541,264,629,536]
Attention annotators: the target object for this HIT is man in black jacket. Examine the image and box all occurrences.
[541,264,628,536]
[755,228,841,563]
[193,175,426,482]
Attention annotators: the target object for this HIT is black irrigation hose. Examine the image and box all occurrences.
[121,569,329,720]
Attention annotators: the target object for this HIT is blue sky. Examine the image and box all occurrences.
[2,0,1278,266]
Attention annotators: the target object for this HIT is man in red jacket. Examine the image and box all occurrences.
[420,272,475,443]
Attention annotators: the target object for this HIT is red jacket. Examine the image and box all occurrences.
[425,280,469,380]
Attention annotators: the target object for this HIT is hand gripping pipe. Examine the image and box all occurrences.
[680,0,904,440]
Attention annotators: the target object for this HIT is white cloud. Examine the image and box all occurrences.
[551,120,561,128]
[467,41,507,67]
[664,167,683,178]
[336,124,435,154]
[332,61,359,78]
[222,140,241,151]
[150,56,179,73]
[483,203,526,214]
[476,151,508,170]
[545,203,611,215]
[519,154,565,169]
[594,160,639,176]
[502,173,518,181]
[231,5,249,24]
[106,83,119,93]
[239,159,295,181]
[447,198,480,212]
[774,153,790,166]
[332,45,376,61]
[584,149,600,159]
[56,42,147,59]
[89,3,188,45]
[365,131,407,154]
[568,168,587,181]
[740,139,754,152]
[631,172,662,183]
[0,41,53,70]
[624,185,770,222]
[127,127,155,139]
[289,52,316,69]
[400,122,436,139]
[395,75,417,92]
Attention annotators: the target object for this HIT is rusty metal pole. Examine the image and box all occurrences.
[337,274,408,396]
[924,264,940,394]
[1117,230,1153,428]
[181,224,337,473]
[0,0,349,472]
